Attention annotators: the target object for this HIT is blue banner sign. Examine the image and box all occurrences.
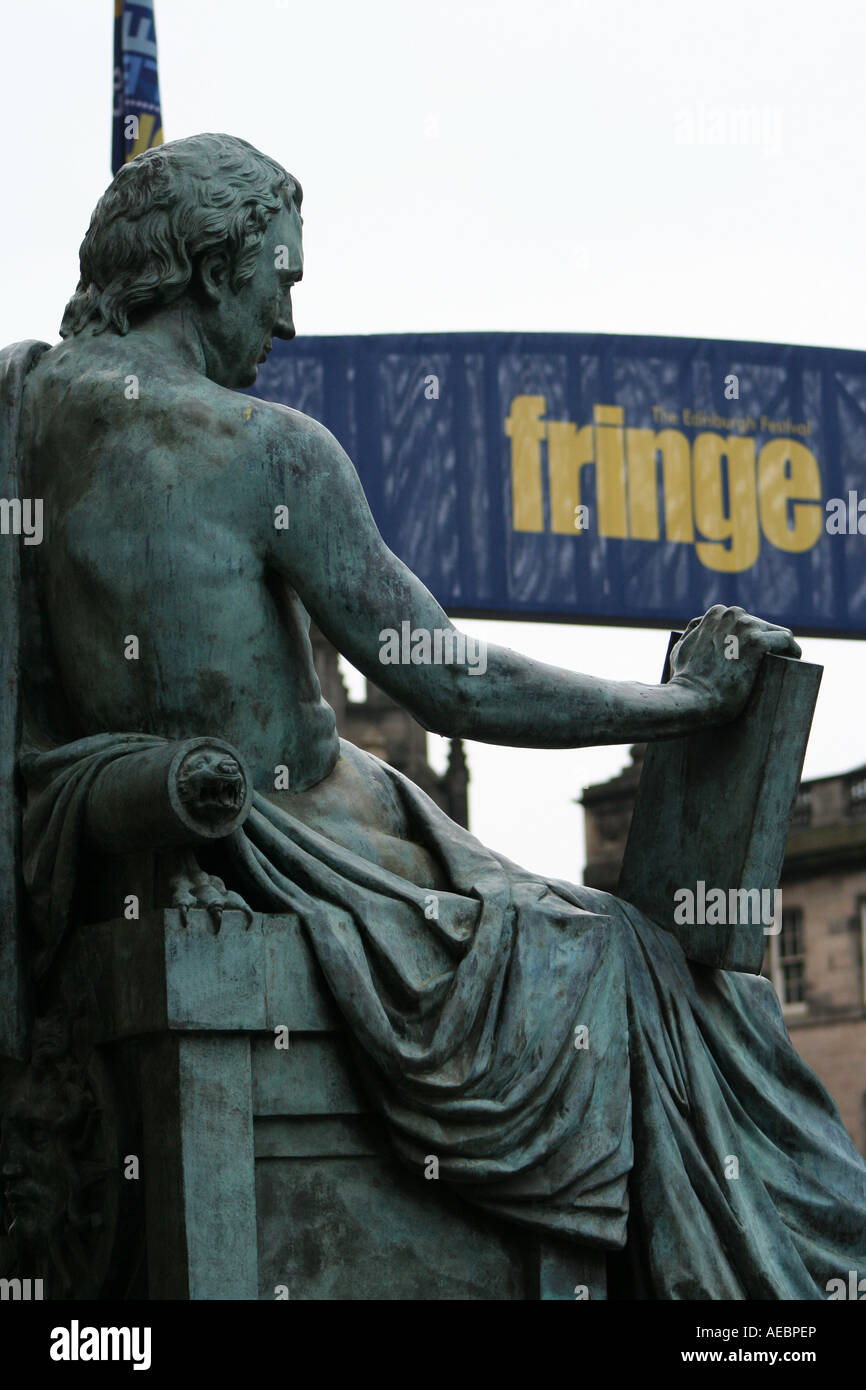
[249,332,866,636]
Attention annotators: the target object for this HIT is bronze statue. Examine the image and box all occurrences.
[1,133,864,1299]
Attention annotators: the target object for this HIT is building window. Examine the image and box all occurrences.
[771,906,807,1009]
[790,788,812,827]
[849,776,866,817]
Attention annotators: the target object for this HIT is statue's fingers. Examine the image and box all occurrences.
[753,629,801,657]
[716,605,747,633]
[732,613,800,657]
[740,614,797,636]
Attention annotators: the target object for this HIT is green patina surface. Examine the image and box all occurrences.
[0,134,864,1300]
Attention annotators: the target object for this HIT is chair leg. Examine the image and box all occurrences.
[140,1035,259,1299]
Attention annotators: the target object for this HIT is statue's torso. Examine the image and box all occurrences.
[22,334,340,795]
[18,334,446,886]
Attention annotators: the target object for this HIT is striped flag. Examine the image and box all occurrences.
[112,0,164,175]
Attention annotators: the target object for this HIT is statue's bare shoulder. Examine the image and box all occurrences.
[244,390,386,580]
[26,341,321,536]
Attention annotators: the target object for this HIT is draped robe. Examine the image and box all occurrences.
[5,339,866,1299]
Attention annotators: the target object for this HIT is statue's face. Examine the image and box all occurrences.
[215,197,303,389]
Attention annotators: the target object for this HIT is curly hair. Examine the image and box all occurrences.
[60,133,301,338]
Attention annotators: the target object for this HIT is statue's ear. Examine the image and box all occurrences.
[195,249,231,305]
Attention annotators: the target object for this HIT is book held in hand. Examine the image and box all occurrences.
[618,633,822,973]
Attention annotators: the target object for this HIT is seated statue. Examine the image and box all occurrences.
[3,132,865,1299]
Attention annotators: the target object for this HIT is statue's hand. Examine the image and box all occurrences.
[170,855,254,931]
[669,605,801,722]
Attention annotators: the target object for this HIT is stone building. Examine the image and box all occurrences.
[309,623,469,827]
[581,747,866,1156]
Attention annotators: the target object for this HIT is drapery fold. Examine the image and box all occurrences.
[19,732,866,1297]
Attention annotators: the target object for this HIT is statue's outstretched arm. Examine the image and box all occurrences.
[259,409,800,750]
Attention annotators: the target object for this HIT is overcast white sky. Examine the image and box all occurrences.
[3,0,866,881]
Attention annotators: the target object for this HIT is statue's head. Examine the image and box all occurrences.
[60,132,303,388]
